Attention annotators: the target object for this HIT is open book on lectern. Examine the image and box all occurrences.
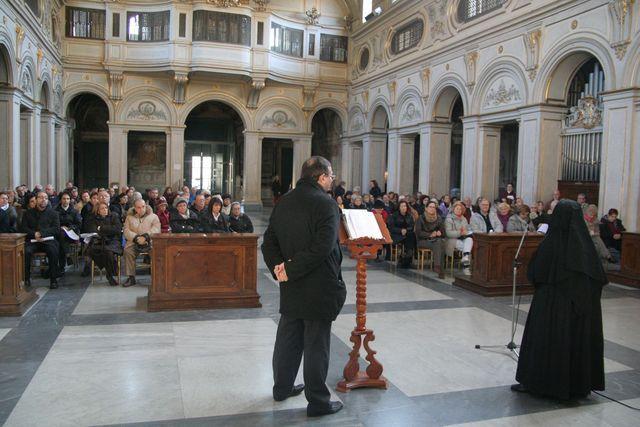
[341,209,385,240]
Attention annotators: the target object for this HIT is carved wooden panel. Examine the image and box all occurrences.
[0,234,38,316]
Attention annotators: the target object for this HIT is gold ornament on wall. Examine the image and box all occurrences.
[571,20,578,30]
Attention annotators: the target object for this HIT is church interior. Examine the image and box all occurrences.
[1,0,639,425]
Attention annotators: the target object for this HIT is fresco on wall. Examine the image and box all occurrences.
[127,132,166,190]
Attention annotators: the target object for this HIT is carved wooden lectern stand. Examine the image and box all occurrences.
[336,213,392,393]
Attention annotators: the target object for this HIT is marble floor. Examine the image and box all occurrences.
[0,210,638,426]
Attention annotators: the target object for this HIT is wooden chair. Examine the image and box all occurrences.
[135,250,152,274]
[67,242,82,270]
[445,249,463,275]
[389,244,403,263]
[30,252,49,277]
[416,248,434,270]
[91,255,122,285]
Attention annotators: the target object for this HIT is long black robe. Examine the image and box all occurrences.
[515,199,607,400]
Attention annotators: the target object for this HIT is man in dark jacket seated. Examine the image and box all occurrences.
[20,191,62,289]
[228,202,254,233]
[169,198,201,233]
[599,208,626,263]
[55,192,82,271]
[262,156,346,417]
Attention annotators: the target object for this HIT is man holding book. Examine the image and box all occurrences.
[262,156,346,417]
[20,191,62,289]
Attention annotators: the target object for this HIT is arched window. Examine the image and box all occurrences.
[457,0,505,22]
[390,19,423,55]
[25,0,40,18]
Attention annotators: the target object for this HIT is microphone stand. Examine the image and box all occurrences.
[475,227,529,359]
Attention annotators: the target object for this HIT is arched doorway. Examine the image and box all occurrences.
[557,56,606,204]
[430,86,465,197]
[68,94,110,189]
[0,44,11,85]
[311,108,343,174]
[184,101,244,197]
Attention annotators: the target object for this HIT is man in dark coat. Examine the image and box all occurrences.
[228,202,254,233]
[512,199,607,400]
[20,191,62,289]
[261,156,346,417]
[55,192,82,271]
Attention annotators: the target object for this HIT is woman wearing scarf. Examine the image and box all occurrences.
[387,200,416,268]
[512,200,607,400]
[84,201,123,286]
[416,200,446,278]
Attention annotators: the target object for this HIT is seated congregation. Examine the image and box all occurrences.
[0,183,255,289]
[330,180,626,279]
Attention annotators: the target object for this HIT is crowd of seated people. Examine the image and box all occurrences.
[328,181,629,275]
[0,182,255,289]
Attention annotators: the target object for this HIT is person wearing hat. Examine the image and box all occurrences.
[156,197,171,233]
[170,198,201,233]
[201,197,229,233]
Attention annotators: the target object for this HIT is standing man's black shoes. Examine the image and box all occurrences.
[273,384,305,402]
[307,401,343,417]
[510,383,528,393]
[49,279,58,289]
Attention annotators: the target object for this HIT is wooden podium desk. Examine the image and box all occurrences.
[607,232,640,288]
[148,233,261,311]
[0,234,38,316]
[453,232,544,296]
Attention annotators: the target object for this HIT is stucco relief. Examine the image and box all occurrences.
[399,101,421,125]
[127,101,168,121]
[262,110,296,128]
[350,113,364,132]
[21,68,33,96]
[483,78,522,109]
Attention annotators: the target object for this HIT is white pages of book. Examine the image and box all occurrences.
[30,236,55,243]
[80,232,98,244]
[64,228,80,241]
[342,209,384,240]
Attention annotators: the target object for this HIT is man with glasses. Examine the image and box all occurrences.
[20,192,62,289]
[262,156,346,417]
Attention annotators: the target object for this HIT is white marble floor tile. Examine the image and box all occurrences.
[0,328,10,341]
[341,270,450,304]
[518,297,640,352]
[449,397,640,427]
[5,358,184,427]
[46,323,176,363]
[175,317,341,418]
[73,283,149,315]
[334,307,523,397]
[172,318,277,359]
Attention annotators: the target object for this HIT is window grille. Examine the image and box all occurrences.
[66,7,105,40]
[193,11,251,46]
[390,19,423,55]
[270,23,303,58]
[457,0,505,22]
[320,34,347,63]
[127,11,170,42]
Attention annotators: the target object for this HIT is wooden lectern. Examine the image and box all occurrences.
[336,212,392,393]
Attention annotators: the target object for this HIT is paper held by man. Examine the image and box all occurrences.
[341,209,384,240]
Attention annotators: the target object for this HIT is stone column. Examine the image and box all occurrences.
[601,89,640,230]
[243,131,263,208]
[40,112,56,186]
[55,122,67,189]
[361,134,370,190]
[340,138,353,189]
[461,118,501,200]
[292,135,312,187]
[20,108,35,188]
[397,133,415,194]
[386,130,400,192]
[108,124,128,186]
[32,105,42,186]
[518,105,566,204]
[167,126,185,189]
[0,89,21,188]
[419,122,452,195]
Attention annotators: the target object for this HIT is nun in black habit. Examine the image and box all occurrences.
[512,199,607,400]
